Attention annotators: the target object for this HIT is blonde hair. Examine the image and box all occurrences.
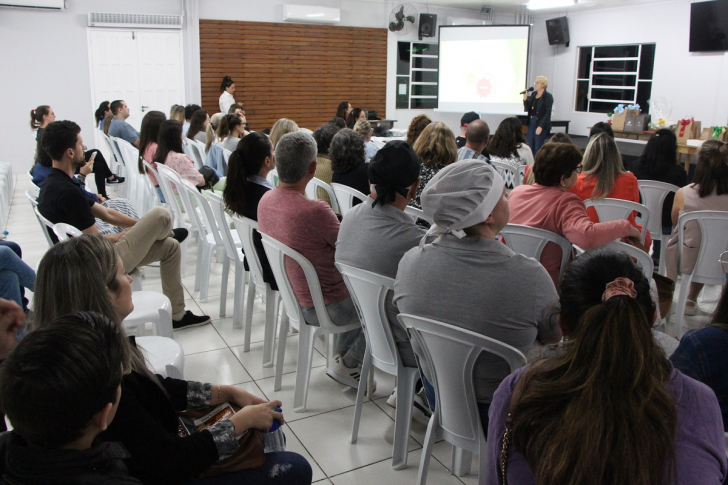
[205,113,225,153]
[413,121,458,168]
[353,120,373,137]
[582,132,625,198]
[169,105,185,123]
[536,75,549,89]
[269,118,299,148]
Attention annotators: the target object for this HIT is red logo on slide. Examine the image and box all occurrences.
[476,78,492,98]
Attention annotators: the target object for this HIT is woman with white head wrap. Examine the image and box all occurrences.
[393,160,561,435]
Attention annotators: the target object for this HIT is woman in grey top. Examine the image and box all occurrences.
[217,113,247,152]
[186,109,209,144]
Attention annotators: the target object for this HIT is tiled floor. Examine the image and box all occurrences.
[7,174,722,484]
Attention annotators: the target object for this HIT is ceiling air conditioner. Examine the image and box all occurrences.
[88,12,183,29]
[447,16,492,26]
[0,0,64,9]
[283,4,340,24]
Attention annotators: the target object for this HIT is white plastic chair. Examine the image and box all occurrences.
[601,240,654,280]
[142,161,169,208]
[584,198,651,244]
[138,158,163,209]
[404,205,434,225]
[137,336,185,379]
[124,291,174,338]
[52,222,82,242]
[673,211,728,336]
[34,206,55,248]
[221,148,233,165]
[499,224,573,285]
[398,314,527,485]
[331,183,368,217]
[638,180,680,275]
[336,263,418,470]
[101,132,124,177]
[187,140,206,170]
[192,140,208,164]
[26,189,54,248]
[489,160,522,190]
[266,168,279,188]
[260,233,362,412]
[305,177,340,214]
[183,139,202,170]
[113,137,144,212]
[232,214,285,368]
[154,164,195,278]
[207,193,246,319]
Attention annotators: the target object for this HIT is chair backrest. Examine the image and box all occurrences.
[153,164,186,223]
[114,137,147,212]
[231,214,267,289]
[188,141,206,170]
[490,160,522,189]
[25,188,39,205]
[179,178,223,247]
[139,159,162,207]
[192,140,208,163]
[266,169,279,188]
[34,206,55,247]
[184,139,204,170]
[335,263,399,375]
[221,147,232,164]
[677,210,728,285]
[260,233,336,329]
[305,177,340,214]
[52,222,83,242]
[584,198,650,243]
[398,314,526,451]
[601,240,654,279]
[207,192,239,260]
[101,133,124,172]
[27,190,54,247]
[499,224,573,283]
[162,165,207,237]
[331,183,367,217]
[404,205,434,225]
[638,180,680,235]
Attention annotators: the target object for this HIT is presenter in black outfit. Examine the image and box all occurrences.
[523,75,553,155]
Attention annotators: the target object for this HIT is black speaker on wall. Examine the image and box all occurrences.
[419,13,437,40]
[546,16,570,47]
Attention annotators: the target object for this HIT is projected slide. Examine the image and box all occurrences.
[438,26,530,114]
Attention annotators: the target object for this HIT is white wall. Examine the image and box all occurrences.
[0,0,182,173]
[530,0,728,137]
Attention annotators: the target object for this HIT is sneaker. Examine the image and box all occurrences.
[685,299,698,316]
[172,228,188,244]
[326,355,376,393]
[173,310,211,330]
[385,387,432,424]
[386,389,397,408]
[107,176,125,184]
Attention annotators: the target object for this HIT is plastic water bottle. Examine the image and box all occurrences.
[262,407,286,453]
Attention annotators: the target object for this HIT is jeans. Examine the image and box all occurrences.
[301,297,366,364]
[190,451,313,485]
[0,244,35,309]
[526,117,549,156]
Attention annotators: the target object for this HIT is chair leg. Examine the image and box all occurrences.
[157,305,173,339]
[273,312,290,392]
[219,256,230,318]
[350,347,371,444]
[673,273,692,338]
[179,237,187,278]
[416,410,439,485]
[477,435,488,484]
[391,368,417,470]
[199,245,214,303]
[242,274,255,343]
[452,447,472,477]
[293,325,318,413]
[262,286,276,367]
[194,240,204,292]
[232,265,245,330]
[659,234,668,276]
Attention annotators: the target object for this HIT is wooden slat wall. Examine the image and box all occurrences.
[199,20,387,132]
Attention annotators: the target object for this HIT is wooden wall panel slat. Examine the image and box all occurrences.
[199,19,387,131]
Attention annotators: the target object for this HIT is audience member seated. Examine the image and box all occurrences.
[336,141,430,418]
[336,101,352,122]
[410,121,458,209]
[217,113,247,152]
[107,100,140,147]
[346,107,366,129]
[95,100,110,130]
[228,103,248,130]
[329,117,346,130]
[331,128,370,198]
[257,132,368,390]
[270,118,299,149]
[0,312,143,484]
[223,132,278,291]
[488,117,534,189]
[37,121,207,329]
[219,76,236,114]
[353,119,379,161]
[456,119,491,162]
[569,132,652,250]
[394,161,561,432]
[183,103,201,136]
[671,279,728,434]
[487,250,727,485]
[203,113,227,175]
[137,110,166,201]
[508,143,639,287]
[665,139,728,315]
[0,243,34,313]
[455,111,479,149]
[524,133,575,185]
[169,104,185,123]
[155,120,205,190]
[590,120,615,138]
[632,129,688,264]
[185,109,209,145]
[312,122,341,206]
[33,236,311,485]
[405,114,431,147]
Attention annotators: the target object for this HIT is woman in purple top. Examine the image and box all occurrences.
[486,250,727,485]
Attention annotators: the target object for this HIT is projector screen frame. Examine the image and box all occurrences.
[437,24,532,115]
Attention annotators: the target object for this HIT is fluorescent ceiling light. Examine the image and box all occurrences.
[527,0,577,10]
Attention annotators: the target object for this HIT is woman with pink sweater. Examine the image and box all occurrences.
[154,120,204,193]
[508,142,640,286]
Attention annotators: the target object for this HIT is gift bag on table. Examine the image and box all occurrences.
[612,112,627,131]
[700,128,712,140]
[633,114,651,133]
[675,118,694,144]
[691,121,702,139]
[624,114,637,132]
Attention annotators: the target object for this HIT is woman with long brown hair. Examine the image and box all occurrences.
[486,250,727,485]
[410,121,458,209]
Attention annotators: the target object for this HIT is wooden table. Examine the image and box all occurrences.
[678,144,698,173]
[612,129,653,141]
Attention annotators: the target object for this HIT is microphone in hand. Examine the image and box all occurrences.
[519,87,535,95]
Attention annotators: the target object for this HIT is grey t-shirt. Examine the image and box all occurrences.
[394,235,560,403]
[108,118,140,145]
[219,136,241,153]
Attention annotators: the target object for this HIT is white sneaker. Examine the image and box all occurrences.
[386,389,397,408]
[326,355,377,393]
[385,387,432,424]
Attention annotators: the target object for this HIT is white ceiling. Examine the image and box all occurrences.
[376,0,686,14]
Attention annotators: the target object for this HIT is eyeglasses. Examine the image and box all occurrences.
[720,251,728,274]
[575,164,583,174]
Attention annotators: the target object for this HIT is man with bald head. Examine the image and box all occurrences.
[457,119,491,162]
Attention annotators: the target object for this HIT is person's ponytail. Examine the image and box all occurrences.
[30,106,49,130]
[220,75,234,92]
[223,132,272,216]
[216,115,231,140]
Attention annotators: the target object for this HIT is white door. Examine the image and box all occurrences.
[87,29,185,134]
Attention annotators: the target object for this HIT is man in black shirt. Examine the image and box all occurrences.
[37,120,209,330]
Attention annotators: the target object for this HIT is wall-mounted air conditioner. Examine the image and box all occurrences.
[88,12,183,29]
[0,0,64,9]
[447,16,492,26]
[283,4,340,24]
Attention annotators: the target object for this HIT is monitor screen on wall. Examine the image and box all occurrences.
[690,0,728,52]
[438,25,530,114]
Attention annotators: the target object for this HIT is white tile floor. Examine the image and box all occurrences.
[7,174,723,484]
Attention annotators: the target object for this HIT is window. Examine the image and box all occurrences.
[575,43,655,114]
[396,42,439,110]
